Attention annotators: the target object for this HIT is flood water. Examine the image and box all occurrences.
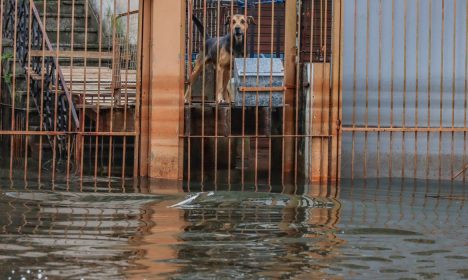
[0,177,467,280]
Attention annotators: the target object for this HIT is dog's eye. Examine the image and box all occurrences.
[241,19,246,24]
[232,19,236,24]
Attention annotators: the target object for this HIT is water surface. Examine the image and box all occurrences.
[0,178,467,279]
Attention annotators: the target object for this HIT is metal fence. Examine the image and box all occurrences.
[0,0,140,180]
[183,0,338,186]
[2,0,466,184]
[341,0,468,181]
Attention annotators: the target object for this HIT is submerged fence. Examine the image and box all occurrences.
[0,0,467,183]
[341,0,468,181]
[183,0,339,186]
[0,0,140,180]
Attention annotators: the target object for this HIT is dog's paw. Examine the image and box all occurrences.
[217,98,226,104]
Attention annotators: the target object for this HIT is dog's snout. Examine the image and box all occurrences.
[235,26,241,33]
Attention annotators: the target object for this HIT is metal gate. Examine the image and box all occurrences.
[0,0,141,180]
[341,0,468,181]
[182,0,340,186]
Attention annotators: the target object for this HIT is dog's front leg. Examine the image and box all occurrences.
[222,67,231,103]
[216,65,225,103]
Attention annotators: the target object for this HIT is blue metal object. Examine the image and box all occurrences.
[233,58,284,107]
[237,0,285,7]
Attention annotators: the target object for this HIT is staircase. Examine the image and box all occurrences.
[0,0,109,164]
[34,0,111,58]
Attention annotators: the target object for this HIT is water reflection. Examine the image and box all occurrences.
[0,177,467,279]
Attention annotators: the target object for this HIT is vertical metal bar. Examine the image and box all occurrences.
[80,0,89,178]
[121,0,133,179]
[24,0,34,179]
[9,0,18,178]
[52,0,62,180]
[414,0,420,178]
[255,0,261,186]
[66,0,76,179]
[337,0,344,182]
[242,0,248,186]
[134,2,143,178]
[187,0,193,185]
[268,0,275,185]
[426,0,432,180]
[438,0,444,180]
[402,0,407,178]
[214,0,220,185]
[227,0,234,185]
[351,0,357,179]
[390,0,395,178]
[38,0,48,181]
[108,0,117,179]
[94,0,103,178]
[293,0,300,185]
[450,0,457,178]
[308,0,315,182]
[364,0,370,179]
[322,0,329,183]
[201,0,206,184]
[377,0,383,178]
[464,0,468,182]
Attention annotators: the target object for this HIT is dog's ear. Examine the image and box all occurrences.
[247,16,257,25]
[225,15,231,26]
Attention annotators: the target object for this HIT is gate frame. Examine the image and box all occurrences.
[138,0,343,182]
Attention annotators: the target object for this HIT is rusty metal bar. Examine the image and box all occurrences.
[425,0,433,180]
[401,0,407,178]
[51,0,62,180]
[0,131,137,136]
[293,0,301,184]
[23,0,33,179]
[342,127,468,133]
[268,0,276,186]
[181,135,332,139]
[107,0,117,179]
[377,0,383,178]
[241,0,248,186]
[93,0,104,178]
[414,0,420,178]
[450,0,457,178]
[9,0,18,178]
[351,0,357,179]
[214,0,220,185]
[121,0,133,179]
[254,0,261,186]
[464,0,468,182]
[308,0,315,182]
[187,0,193,184]
[201,0,206,184]
[65,0,76,179]
[438,0,445,180]
[227,0,234,185]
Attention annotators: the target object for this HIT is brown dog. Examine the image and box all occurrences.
[185,14,256,103]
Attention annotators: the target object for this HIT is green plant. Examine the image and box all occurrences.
[1,51,13,86]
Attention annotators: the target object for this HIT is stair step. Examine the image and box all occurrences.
[42,13,91,30]
[46,27,102,45]
[51,43,112,52]
[34,0,86,14]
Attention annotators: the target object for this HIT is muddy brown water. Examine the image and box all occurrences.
[0,177,467,279]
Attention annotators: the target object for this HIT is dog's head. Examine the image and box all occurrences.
[226,14,256,43]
